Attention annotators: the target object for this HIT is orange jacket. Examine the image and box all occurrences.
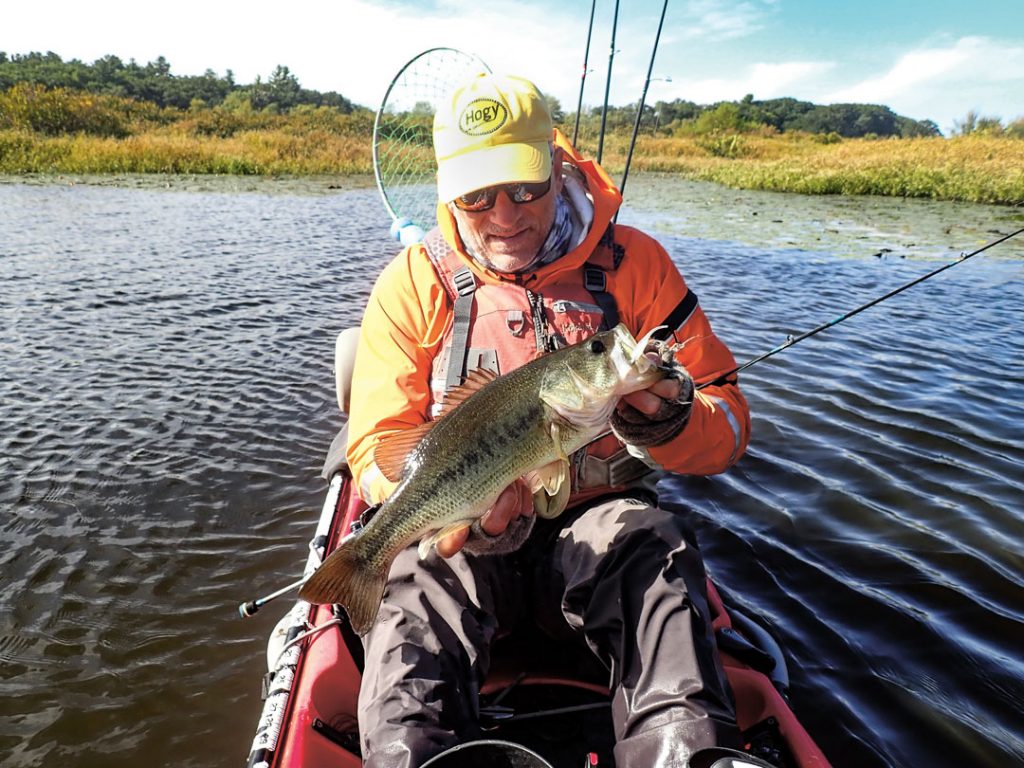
[347,133,751,504]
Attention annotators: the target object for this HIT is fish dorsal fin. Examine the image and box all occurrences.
[374,422,435,482]
[439,367,498,416]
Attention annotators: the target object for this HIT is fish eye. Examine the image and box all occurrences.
[589,339,605,354]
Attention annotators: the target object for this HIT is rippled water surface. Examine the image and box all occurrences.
[1,176,1022,768]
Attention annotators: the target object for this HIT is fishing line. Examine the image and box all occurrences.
[696,226,1024,391]
[572,0,598,148]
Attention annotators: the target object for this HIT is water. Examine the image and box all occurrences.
[1,176,1022,768]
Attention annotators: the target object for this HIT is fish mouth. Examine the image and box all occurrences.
[611,324,667,388]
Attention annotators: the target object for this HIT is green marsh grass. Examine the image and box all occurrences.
[2,85,1021,205]
[591,133,1024,206]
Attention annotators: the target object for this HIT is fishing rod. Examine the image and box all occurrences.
[696,226,1024,391]
[237,229,1021,619]
[572,0,598,148]
[618,0,669,203]
[596,0,620,164]
[238,577,307,618]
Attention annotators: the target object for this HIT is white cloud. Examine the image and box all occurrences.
[828,36,1024,128]
[747,61,836,98]
[829,38,976,103]
[673,0,775,41]
[3,0,586,109]
[665,60,834,103]
[6,3,1023,130]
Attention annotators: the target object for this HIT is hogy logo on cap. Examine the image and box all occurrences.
[459,99,508,136]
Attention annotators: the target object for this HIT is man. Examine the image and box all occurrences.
[346,72,751,767]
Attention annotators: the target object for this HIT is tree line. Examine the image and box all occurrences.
[3,50,1016,140]
[0,51,356,113]
[571,94,941,139]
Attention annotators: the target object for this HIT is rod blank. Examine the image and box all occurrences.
[697,226,1024,390]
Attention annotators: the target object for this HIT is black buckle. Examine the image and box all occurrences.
[584,267,606,293]
[453,267,476,297]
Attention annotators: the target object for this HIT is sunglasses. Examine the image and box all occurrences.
[452,177,552,212]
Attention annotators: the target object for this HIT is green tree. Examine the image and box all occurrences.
[689,102,749,134]
[268,65,301,110]
[221,90,254,114]
[0,51,359,113]
[951,110,1004,136]
[754,97,816,131]
[544,94,565,123]
[895,116,940,138]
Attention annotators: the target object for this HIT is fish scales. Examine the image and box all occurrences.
[298,324,667,633]
[394,368,569,533]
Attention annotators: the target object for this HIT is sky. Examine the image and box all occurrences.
[4,0,1023,134]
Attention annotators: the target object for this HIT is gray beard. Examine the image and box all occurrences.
[464,190,577,275]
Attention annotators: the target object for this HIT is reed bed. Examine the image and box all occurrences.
[0,128,372,175]
[2,126,1022,205]
[593,133,1024,206]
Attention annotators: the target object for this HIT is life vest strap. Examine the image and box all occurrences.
[583,267,619,330]
[655,290,699,340]
[424,223,624,386]
[446,266,477,390]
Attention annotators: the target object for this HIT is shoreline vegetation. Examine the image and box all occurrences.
[4,129,1021,207]
[2,53,1022,206]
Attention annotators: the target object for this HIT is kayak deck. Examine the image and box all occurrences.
[248,469,831,768]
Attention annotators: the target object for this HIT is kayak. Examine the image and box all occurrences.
[244,330,833,768]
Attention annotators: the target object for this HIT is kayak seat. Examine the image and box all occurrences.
[485,622,609,693]
[322,326,359,480]
[334,326,360,415]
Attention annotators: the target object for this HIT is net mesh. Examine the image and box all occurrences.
[373,49,490,231]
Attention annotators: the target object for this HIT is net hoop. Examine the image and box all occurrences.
[372,48,491,232]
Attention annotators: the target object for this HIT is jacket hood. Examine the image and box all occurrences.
[435,128,623,288]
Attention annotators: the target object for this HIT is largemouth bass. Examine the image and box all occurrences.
[298,323,668,634]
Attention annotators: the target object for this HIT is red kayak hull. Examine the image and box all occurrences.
[249,471,831,768]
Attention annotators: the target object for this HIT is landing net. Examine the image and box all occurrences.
[372,48,491,232]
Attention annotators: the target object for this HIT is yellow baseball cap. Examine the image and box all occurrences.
[433,73,554,203]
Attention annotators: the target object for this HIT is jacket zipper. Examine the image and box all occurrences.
[525,289,552,352]
[552,299,604,315]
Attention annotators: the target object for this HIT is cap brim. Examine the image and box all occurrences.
[437,141,551,203]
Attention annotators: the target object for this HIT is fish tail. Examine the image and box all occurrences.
[298,542,388,635]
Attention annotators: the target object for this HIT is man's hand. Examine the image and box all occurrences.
[619,376,685,416]
[612,355,695,448]
[436,479,534,558]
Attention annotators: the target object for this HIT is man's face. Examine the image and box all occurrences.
[450,150,564,274]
